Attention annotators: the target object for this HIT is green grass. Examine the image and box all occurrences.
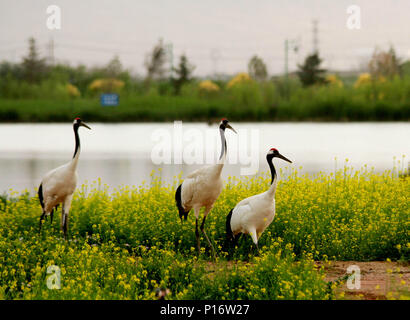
[1,76,410,122]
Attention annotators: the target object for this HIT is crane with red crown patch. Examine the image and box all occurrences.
[226,147,292,252]
[38,118,91,239]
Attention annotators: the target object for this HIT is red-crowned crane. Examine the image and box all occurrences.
[38,118,91,238]
[175,118,237,255]
[226,148,292,251]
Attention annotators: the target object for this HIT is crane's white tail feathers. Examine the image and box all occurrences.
[175,184,189,221]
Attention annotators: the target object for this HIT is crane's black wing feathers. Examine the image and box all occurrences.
[175,184,189,220]
[226,208,234,240]
[38,183,44,210]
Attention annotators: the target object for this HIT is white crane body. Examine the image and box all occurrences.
[38,118,90,238]
[180,164,224,216]
[40,162,78,214]
[175,119,236,254]
[230,191,276,244]
[227,148,292,248]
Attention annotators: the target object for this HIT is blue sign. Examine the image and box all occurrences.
[100,93,119,106]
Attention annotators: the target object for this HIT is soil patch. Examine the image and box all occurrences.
[316,261,409,300]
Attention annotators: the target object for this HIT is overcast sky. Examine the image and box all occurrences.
[0,0,409,76]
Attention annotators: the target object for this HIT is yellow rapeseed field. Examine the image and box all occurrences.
[0,166,408,299]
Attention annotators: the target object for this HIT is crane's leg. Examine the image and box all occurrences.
[50,207,54,224]
[200,207,216,258]
[39,211,46,232]
[50,205,58,225]
[226,233,241,259]
[233,233,242,249]
[255,243,260,255]
[61,195,73,239]
[195,218,200,255]
[61,203,67,239]
[249,229,259,255]
[194,207,201,255]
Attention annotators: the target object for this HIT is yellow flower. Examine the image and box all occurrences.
[198,80,220,93]
[227,73,252,89]
[325,74,343,88]
[89,78,124,92]
[66,83,81,98]
[354,73,372,88]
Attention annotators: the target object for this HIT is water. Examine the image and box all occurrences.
[0,122,408,193]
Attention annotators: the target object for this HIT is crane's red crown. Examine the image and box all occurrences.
[270,148,278,151]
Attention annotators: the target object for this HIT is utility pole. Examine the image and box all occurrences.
[284,38,299,78]
[284,38,299,99]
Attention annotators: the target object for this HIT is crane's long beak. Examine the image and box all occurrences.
[277,153,292,163]
[226,123,237,134]
[80,122,91,130]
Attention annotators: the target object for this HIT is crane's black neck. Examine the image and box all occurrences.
[219,127,227,160]
[267,154,276,185]
[73,124,80,159]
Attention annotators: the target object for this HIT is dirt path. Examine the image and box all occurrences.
[203,260,409,300]
[317,261,409,300]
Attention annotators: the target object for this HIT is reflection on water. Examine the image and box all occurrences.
[0,122,408,193]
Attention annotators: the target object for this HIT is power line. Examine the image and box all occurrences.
[1,38,409,75]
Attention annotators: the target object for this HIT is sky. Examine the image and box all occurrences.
[0,0,409,77]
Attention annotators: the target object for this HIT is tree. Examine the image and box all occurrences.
[0,61,24,80]
[248,55,268,81]
[21,37,47,83]
[297,53,326,87]
[368,46,401,79]
[106,55,123,78]
[173,54,195,94]
[144,39,167,82]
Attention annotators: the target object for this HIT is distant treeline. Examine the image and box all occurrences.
[0,38,409,122]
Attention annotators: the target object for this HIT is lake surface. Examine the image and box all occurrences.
[0,122,408,193]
